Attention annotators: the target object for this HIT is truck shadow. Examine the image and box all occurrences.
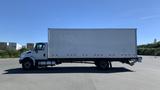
[3,67,133,74]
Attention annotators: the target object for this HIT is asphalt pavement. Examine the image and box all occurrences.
[0,56,160,90]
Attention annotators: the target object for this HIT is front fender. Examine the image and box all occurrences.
[19,56,36,66]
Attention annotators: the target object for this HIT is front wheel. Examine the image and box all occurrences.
[22,60,34,70]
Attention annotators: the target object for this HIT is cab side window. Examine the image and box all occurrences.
[35,43,45,50]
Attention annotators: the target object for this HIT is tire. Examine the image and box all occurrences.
[22,60,34,70]
[95,60,109,70]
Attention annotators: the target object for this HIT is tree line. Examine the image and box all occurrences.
[138,41,160,56]
[0,48,29,58]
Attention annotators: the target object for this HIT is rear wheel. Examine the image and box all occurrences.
[22,60,34,70]
[95,60,110,70]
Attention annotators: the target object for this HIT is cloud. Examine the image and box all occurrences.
[140,15,160,20]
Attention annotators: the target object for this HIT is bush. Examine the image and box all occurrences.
[138,48,160,56]
[6,49,20,58]
[138,41,160,48]
[0,48,29,58]
[154,48,160,56]
[19,48,29,54]
[138,41,160,56]
[0,50,9,58]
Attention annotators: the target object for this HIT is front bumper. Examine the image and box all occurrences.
[19,59,23,64]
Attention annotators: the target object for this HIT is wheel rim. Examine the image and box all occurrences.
[24,61,31,69]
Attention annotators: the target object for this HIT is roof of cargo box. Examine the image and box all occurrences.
[48,28,137,31]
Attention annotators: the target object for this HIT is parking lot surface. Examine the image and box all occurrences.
[0,56,160,90]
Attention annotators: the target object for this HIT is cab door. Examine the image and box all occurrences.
[34,43,48,60]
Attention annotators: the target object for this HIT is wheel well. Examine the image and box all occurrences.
[22,57,33,64]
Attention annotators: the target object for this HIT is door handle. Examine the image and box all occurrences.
[43,54,46,57]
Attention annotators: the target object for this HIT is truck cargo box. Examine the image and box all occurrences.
[48,28,137,59]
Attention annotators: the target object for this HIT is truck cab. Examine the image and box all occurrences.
[19,43,55,70]
[33,43,48,60]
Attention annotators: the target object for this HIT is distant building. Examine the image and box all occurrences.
[8,42,22,50]
[27,43,34,50]
[8,42,16,50]
[0,42,7,50]
[22,45,26,48]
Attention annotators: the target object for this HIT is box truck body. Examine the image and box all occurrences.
[19,28,142,70]
[48,28,137,59]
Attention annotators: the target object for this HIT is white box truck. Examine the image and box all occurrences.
[19,28,142,70]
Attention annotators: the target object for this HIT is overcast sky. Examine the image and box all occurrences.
[0,0,159,45]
